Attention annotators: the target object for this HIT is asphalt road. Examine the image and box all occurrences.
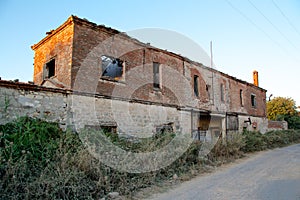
[147,144,300,200]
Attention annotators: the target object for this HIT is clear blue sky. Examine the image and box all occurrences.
[0,0,299,106]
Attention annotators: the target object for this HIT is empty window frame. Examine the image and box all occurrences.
[153,62,160,89]
[101,55,124,81]
[155,123,174,136]
[251,94,257,108]
[100,125,117,134]
[240,89,243,107]
[194,75,199,97]
[45,59,55,78]
[220,84,224,102]
[206,84,213,100]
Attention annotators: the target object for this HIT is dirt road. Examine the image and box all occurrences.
[147,144,300,200]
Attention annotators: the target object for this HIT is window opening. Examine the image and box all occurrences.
[46,59,55,78]
[101,55,124,81]
[240,89,243,106]
[220,84,224,102]
[251,94,257,107]
[153,62,160,89]
[194,75,199,97]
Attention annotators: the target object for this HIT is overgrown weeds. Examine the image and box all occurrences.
[0,117,299,199]
[241,130,300,152]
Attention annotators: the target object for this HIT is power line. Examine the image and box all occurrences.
[271,0,300,37]
[225,0,288,54]
[248,0,298,50]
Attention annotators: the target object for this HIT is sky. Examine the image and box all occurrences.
[0,0,299,106]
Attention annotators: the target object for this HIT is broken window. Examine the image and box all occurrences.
[251,94,257,108]
[153,62,160,89]
[194,75,199,97]
[240,89,243,107]
[220,84,224,102]
[46,59,55,78]
[101,55,124,81]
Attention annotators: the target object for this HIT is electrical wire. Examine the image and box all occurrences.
[271,0,300,37]
[248,0,298,50]
[225,0,299,62]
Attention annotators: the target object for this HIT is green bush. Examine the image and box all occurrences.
[265,130,300,148]
[0,117,61,165]
[241,131,268,152]
[241,130,300,152]
[0,117,99,199]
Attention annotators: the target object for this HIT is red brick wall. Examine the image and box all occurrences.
[32,16,267,117]
[32,18,74,87]
[71,20,186,105]
[228,78,266,117]
[268,120,288,130]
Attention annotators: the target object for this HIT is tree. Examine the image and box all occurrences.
[267,97,300,129]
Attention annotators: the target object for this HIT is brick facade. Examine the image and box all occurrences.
[29,15,273,136]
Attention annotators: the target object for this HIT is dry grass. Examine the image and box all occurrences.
[1,117,299,199]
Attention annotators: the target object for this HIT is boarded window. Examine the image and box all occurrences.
[101,55,124,81]
[46,59,55,78]
[220,84,224,102]
[153,62,160,89]
[251,94,257,107]
[194,75,199,97]
[198,113,211,131]
[227,114,239,131]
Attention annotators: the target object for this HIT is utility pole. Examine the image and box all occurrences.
[210,41,214,104]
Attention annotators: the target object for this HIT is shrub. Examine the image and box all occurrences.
[241,131,268,152]
[1,117,299,199]
[241,130,300,152]
[208,133,245,163]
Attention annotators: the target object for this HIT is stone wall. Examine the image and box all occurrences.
[72,93,189,136]
[0,80,288,136]
[0,81,70,129]
[0,80,191,137]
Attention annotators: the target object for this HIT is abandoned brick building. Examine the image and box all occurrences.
[0,15,287,139]
[30,15,273,137]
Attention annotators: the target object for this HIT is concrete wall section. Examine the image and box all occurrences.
[238,115,269,134]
